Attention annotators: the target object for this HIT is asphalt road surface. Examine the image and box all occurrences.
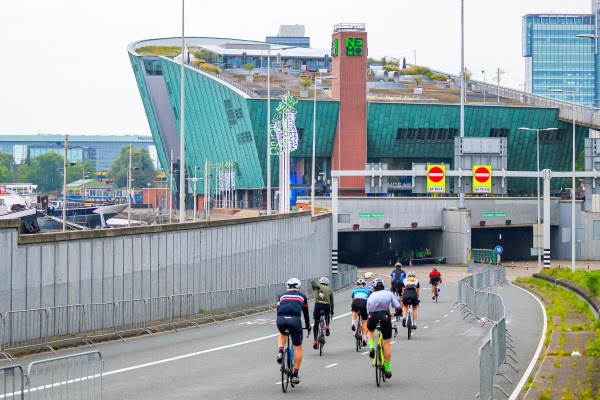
[9,278,544,399]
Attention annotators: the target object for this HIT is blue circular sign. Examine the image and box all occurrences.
[495,245,503,255]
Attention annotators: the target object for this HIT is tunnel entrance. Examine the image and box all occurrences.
[471,226,535,261]
[338,229,443,268]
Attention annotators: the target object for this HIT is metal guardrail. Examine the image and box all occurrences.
[0,266,357,358]
[195,67,260,99]
[456,263,516,399]
[25,351,103,400]
[0,365,24,399]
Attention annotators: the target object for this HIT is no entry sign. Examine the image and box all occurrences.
[426,164,446,193]
[473,165,492,193]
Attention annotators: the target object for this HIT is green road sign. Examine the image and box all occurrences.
[358,212,385,218]
[481,212,507,218]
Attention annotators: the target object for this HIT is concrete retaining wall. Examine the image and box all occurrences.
[0,212,332,313]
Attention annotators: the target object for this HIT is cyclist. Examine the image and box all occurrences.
[276,278,311,385]
[429,267,442,299]
[366,278,402,379]
[390,262,406,300]
[351,278,370,346]
[401,271,420,329]
[364,271,375,291]
[311,276,334,349]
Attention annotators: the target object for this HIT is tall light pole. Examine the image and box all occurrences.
[519,127,558,270]
[62,135,68,232]
[128,144,133,227]
[549,88,577,272]
[459,0,465,209]
[178,0,187,223]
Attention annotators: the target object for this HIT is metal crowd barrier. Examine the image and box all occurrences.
[25,351,103,400]
[457,264,516,399]
[0,365,24,399]
[0,265,358,358]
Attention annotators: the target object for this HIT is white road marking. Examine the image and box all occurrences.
[325,363,338,368]
[435,320,440,323]
[450,310,454,313]
[275,382,282,385]
[390,341,396,344]
[423,326,429,329]
[444,314,448,317]
[362,351,370,355]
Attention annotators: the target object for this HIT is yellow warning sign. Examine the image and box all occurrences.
[472,165,492,193]
[426,164,446,193]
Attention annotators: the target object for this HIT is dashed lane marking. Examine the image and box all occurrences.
[325,363,338,368]
[435,320,440,323]
[423,326,429,329]
[444,314,448,317]
[361,351,370,355]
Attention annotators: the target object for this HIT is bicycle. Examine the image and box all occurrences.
[372,321,398,386]
[280,327,310,393]
[354,315,363,352]
[405,302,414,340]
[432,281,439,302]
[316,310,327,356]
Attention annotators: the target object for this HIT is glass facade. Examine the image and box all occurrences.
[522,13,596,105]
[0,135,159,171]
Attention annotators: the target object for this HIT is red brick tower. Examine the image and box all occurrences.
[331,23,367,194]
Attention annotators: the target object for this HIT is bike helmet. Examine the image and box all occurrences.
[364,272,374,279]
[287,278,301,289]
[319,276,330,285]
[432,267,438,271]
[372,278,385,290]
[395,262,402,267]
[356,278,365,285]
[407,270,416,277]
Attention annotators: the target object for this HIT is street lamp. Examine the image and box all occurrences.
[62,135,88,232]
[459,0,465,209]
[518,127,558,269]
[549,88,577,272]
[179,0,186,223]
[312,74,336,217]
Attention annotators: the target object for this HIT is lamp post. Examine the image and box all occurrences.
[459,0,465,209]
[179,0,186,223]
[518,127,558,269]
[127,144,143,227]
[549,88,577,272]
[187,166,200,221]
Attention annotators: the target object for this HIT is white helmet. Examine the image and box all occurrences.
[356,278,366,285]
[319,276,330,285]
[287,278,301,289]
[407,270,416,277]
[364,272,374,279]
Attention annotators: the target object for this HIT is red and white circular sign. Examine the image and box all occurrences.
[428,166,445,183]
[474,166,491,183]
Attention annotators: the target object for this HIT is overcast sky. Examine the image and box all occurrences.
[0,0,591,135]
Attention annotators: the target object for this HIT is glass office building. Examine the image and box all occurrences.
[522,9,597,106]
[0,134,158,171]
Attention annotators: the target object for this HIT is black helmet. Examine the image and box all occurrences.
[373,278,385,290]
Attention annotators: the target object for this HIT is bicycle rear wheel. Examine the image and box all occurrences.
[288,347,295,388]
[355,317,362,351]
[281,347,290,392]
[407,312,413,340]
[375,343,381,387]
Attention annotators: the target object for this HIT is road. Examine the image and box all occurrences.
[8,273,544,399]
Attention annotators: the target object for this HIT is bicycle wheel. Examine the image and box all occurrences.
[375,343,381,387]
[319,319,325,356]
[355,317,362,351]
[288,347,295,388]
[407,311,412,340]
[281,347,289,392]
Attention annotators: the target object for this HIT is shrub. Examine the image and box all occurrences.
[201,64,221,74]
[300,77,313,89]
[382,64,400,72]
[135,46,182,56]
[244,63,254,74]
[431,74,448,81]
[401,65,432,77]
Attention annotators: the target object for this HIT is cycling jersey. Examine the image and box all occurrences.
[277,290,310,324]
[403,277,420,290]
[366,290,401,314]
[352,286,371,300]
[391,268,406,284]
[311,280,334,314]
[429,270,441,278]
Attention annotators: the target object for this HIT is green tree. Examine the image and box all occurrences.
[244,62,254,75]
[109,146,156,189]
[66,161,96,184]
[413,76,423,87]
[28,152,64,192]
[16,164,31,183]
[300,77,313,90]
[0,165,13,183]
[367,57,377,66]
[0,151,14,170]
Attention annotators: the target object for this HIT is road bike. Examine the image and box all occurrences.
[316,310,327,356]
[372,321,398,386]
[280,327,310,393]
[354,315,363,351]
[405,302,415,340]
[432,281,440,302]
[280,329,295,393]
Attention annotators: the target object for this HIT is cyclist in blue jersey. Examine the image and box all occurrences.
[276,278,311,385]
[351,278,370,346]
[390,262,406,299]
[366,278,402,379]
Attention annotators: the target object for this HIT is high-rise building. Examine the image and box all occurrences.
[522,3,598,105]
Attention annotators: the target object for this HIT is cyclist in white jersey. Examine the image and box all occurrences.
[366,278,401,379]
[363,272,375,291]
[401,271,420,329]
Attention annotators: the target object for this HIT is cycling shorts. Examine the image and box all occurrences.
[430,276,441,285]
[391,283,403,294]
[402,289,419,307]
[367,311,393,340]
[351,298,368,320]
[313,303,331,322]
[276,316,304,347]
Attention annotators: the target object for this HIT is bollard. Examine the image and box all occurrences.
[511,261,514,269]
[558,262,561,268]
[526,262,529,270]
[588,262,590,270]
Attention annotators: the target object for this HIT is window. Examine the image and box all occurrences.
[234,108,243,119]
[395,128,457,143]
[489,128,509,138]
[237,131,253,144]
[223,99,237,126]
